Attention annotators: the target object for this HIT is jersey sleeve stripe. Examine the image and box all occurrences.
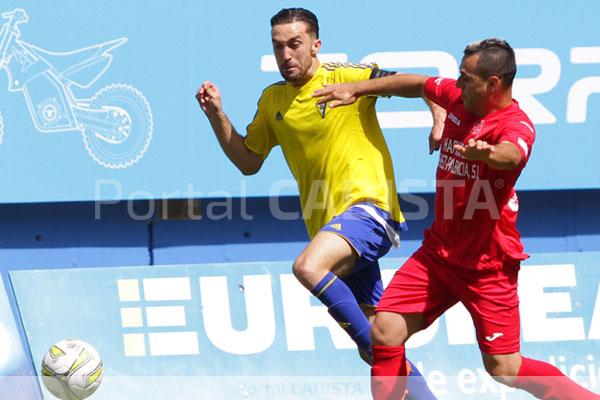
[369,69,396,79]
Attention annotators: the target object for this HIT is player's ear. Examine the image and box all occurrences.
[311,38,322,56]
[488,75,501,92]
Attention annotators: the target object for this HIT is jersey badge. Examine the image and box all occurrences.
[275,111,283,121]
[317,102,327,118]
[470,120,485,136]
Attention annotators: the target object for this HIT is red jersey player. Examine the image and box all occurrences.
[314,38,600,400]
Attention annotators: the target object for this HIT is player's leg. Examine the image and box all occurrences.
[481,352,600,399]
[511,355,600,399]
[481,352,522,386]
[465,263,600,399]
[345,262,439,400]
[295,204,439,399]
[320,203,438,399]
[292,229,372,350]
[370,249,457,400]
[293,203,394,355]
[371,311,426,400]
[359,303,377,364]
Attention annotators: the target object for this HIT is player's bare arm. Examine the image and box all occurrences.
[453,139,522,170]
[313,73,429,107]
[424,97,446,154]
[196,81,263,175]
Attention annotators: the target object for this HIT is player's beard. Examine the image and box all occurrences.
[281,52,319,83]
[280,61,314,86]
[280,65,304,84]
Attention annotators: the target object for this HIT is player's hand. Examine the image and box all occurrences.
[313,83,359,108]
[454,138,495,161]
[195,81,223,116]
[429,119,444,155]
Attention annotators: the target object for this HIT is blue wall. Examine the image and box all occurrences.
[0,190,599,399]
[2,190,598,272]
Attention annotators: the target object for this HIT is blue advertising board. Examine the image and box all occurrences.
[0,1,599,203]
[9,252,600,399]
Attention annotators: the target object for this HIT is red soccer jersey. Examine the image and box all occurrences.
[422,77,536,270]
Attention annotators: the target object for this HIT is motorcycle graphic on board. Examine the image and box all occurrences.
[0,8,152,169]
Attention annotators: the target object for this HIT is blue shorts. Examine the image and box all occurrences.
[320,202,407,306]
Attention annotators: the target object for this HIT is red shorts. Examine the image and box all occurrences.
[377,247,521,355]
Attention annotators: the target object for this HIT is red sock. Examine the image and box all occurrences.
[513,356,600,399]
[371,345,408,400]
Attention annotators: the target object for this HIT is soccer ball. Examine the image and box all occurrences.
[41,339,103,400]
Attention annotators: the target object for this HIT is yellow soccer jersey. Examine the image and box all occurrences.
[245,62,404,238]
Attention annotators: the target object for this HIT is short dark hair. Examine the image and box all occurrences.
[463,38,516,86]
[270,8,319,38]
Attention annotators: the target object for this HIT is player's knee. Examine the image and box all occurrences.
[371,315,407,346]
[370,319,389,346]
[292,255,322,287]
[292,256,308,280]
[483,355,521,385]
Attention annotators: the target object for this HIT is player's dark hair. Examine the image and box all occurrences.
[464,38,516,86]
[270,8,319,38]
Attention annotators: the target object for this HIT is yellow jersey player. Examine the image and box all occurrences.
[196,8,444,399]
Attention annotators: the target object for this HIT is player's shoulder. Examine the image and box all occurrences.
[501,103,536,135]
[321,62,376,72]
[261,80,286,95]
[257,80,287,105]
[320,62,376,83]
[426,76,461,105]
